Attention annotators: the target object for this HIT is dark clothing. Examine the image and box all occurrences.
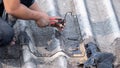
[0,2,4,16]
[0,0,35,46]
[0,0,35,16]
[0,18,14,46]
[20,0,35,7]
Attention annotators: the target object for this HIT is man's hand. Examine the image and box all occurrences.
[35,12,50,27]
[36,16,65,31]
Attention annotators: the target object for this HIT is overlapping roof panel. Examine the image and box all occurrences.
[0,0,120,68]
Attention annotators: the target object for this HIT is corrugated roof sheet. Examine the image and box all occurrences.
[0,0,120,68]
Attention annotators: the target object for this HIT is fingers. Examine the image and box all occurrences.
[58,24,64,29]
[49,16,66,31]
[10,37,16,46]
[56,24,64,31]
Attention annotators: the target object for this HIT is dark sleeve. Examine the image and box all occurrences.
[0,3,4,16]
[20,0,35,7]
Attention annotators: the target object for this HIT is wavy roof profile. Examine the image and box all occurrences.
[0,0,120,68]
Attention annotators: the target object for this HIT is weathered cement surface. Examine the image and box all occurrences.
[0,0,120,68]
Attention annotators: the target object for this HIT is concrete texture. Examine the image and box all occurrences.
[0,0,120,68]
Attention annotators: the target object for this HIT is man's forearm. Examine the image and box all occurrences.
[6,4,42,21]
[3,0,50,27]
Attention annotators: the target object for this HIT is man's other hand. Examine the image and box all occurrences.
[49,17,65,31]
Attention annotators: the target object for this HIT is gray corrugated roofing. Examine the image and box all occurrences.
[0,0,120,68]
